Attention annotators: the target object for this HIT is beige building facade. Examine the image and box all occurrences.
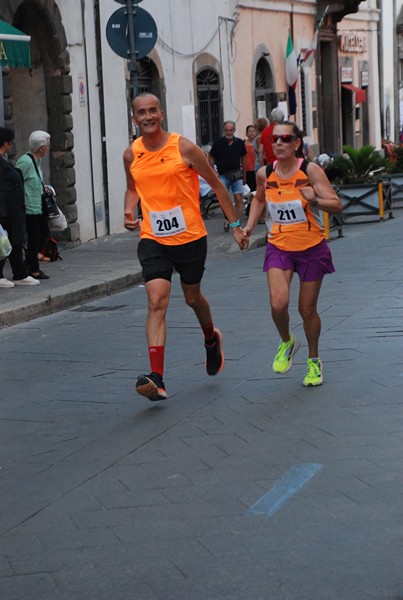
[1,0,385,246]
[233,0,381,156]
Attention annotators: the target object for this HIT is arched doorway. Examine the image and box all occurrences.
[196,68,221,146]
[8,1,78,243]
[255,57,275,118]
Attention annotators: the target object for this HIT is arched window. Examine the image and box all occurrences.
[255,58,275,117]
[196,68,221,145]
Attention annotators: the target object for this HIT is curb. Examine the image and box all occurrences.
[0,272,144,329]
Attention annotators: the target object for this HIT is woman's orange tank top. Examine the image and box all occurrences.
[265,159,324,251]
[130,133,207,245]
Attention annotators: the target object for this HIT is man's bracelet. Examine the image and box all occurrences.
[229,220,241,229]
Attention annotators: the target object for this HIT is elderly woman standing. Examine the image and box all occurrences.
[0,127,39,287]
[16,130,51,280]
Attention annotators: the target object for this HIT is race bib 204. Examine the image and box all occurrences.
[149,206,186,237]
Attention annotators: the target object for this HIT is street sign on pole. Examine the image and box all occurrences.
[106,3,157,100]
[106,5,157,61]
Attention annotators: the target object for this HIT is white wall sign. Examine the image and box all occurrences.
[341,67,353,83]
[78,74,86,107]
[181,105,196,142]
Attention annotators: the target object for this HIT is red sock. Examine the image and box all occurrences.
[149,346,164,376]
[202,321,215,344]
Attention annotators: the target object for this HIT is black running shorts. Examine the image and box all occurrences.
[137,236,207,285]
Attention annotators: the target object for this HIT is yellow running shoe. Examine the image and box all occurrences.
[303,358,323,387]
[272,335,300,374]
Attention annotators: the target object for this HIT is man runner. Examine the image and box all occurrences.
[123,93,247,401]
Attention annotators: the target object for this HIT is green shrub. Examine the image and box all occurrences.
[325,145,390,184]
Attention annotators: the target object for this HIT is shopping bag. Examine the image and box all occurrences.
[0,225,12,259]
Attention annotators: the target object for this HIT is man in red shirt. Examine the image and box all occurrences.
[258,107,285,167]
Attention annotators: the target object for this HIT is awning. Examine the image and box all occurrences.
[342,83,366,104]
[0,20,31,68]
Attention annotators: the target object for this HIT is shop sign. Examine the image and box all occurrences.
[339,32,367,53]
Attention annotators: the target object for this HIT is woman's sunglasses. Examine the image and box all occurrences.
[271,134,297,144]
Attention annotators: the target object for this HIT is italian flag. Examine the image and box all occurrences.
[286,33,298,90]
[285,33,298,115]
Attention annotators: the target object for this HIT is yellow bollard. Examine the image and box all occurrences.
[378,181,384,220]
[323,211,330,240]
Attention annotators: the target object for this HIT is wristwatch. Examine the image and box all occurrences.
[229,220,240,228]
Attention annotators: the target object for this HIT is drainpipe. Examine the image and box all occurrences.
[393,0,399,141]
[80,0,98,237]
[93,0,110,234]
[377,0,384,138]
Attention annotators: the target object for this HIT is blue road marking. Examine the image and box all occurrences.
[246,463,323,517]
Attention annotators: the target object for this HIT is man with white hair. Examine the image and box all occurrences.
[258,107,285,167]
[16,130,51,280]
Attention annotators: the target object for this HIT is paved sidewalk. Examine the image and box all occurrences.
[0,211,267,329]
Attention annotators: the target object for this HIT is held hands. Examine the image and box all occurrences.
[232,227,249,251]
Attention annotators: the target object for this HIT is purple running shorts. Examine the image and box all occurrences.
[263,239,335,282]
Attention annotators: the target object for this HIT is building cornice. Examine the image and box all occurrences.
[317,0,363,24]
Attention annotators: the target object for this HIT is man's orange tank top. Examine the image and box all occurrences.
[130,133,207,246]
[265,159,324,251]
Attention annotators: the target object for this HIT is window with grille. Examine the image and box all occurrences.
[197,69,221,146]
[137,59,159,95]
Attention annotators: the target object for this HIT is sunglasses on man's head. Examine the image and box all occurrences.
[271,134,296,144]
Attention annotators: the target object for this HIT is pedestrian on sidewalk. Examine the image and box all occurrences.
[209,121,247,224]
[243,121,342,387]
[244,124,257,193]
[258,106,285,168]
[0,127,39,288]
[16,131,51,281]
[123,93,246,401]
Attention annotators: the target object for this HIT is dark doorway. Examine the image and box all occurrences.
[255,57,275,118]
[318,39,340,155]
[341,86,355,146]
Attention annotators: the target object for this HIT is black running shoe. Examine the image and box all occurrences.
[205,328,224,376]
[136,372,168,401]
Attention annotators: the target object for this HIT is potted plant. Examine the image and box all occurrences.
[324,145,392,221]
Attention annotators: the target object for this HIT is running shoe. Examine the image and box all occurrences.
[303,358,323,387]
[136,372,168,401]
[205,328,224,376]
[272,335,300,374]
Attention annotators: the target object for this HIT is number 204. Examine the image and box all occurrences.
[157,217,179,231]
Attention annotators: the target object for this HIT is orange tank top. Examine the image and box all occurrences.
[265,159,324,251]
[130,133,207,245]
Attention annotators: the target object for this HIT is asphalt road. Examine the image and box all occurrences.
[0,212,402,599]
